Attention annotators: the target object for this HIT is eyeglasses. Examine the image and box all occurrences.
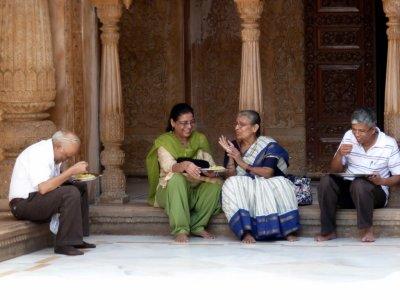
[351,127,374,135]
[235,123,251,129]
[176,120,196,127]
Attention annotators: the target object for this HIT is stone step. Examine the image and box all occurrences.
[89,202,400,239]
[0,212,52,262]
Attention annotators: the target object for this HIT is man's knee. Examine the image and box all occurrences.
[350,179,370,194]
[318,175,335,191]
[59,186,81,201]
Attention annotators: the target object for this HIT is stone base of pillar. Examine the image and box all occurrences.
[98,193,129,205]
[98,169,129,204]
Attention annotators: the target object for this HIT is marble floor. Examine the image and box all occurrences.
[0,235,399,299]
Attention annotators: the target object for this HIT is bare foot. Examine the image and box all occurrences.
[285,234,298,242]
[174,233,189,243]
[315,232,337,242]
[192,230,215,239]
[242,233,256,244]
[361,227,375,243]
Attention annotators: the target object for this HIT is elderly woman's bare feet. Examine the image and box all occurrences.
[192,230,215,239]
[314,232,337,242]
[174,233,189,243]
[242,233,256,244]
[285,234,298,242]
[361,227,375,242]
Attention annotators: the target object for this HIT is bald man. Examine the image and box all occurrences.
[8,131,95,256]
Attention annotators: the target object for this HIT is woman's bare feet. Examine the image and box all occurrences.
[360,227,375,242]
[174,233,189,243]
[192,230,215,239]
[314,232,337,242]
[242,233,256,244]
[285,234,298,242]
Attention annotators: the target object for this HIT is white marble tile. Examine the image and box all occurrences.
[1,235,400,298]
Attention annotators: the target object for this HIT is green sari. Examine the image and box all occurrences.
[145,131,211,206]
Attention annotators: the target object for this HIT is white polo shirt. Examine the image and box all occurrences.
[339,128,400,197]
[9,139,61,200]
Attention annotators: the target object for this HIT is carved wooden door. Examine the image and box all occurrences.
[305,0,376,173]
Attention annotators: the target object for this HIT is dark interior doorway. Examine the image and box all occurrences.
[375,0,388,129]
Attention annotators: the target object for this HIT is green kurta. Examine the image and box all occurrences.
[145,131,221,235]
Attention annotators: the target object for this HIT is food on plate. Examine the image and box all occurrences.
[205,165,226,172]
[73,173,97,181]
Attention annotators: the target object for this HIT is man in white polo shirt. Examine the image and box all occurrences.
[315,108,400,243]
[9,130,96,255]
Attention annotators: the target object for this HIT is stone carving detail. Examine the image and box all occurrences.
[383,0,400,138]
[120,0,184,175]
[383,0,400,207]
[320,29,359,48]
[91,0,128,203]
[0,0,56,208]
[305,0,375,173]
[321,67,359,116]
[190,0,241,164]
[321,0,358,7]
[234,0,264,115]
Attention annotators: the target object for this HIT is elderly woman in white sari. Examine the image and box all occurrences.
[219,110,300,243]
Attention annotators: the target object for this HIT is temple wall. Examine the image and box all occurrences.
[120,0,306,175]
[48,0,100,200]
[48,0,100,173]
[260,0,305,174]
[120,0,185,176]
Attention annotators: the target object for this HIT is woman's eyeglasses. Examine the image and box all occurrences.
[176,120,196,127]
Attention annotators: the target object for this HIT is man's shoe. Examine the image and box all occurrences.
[54,246,84,256]
[74,241,96,249]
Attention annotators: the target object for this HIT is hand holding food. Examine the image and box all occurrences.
[69,161,88,175]
[339,144,353,156]
[184,161,201,178]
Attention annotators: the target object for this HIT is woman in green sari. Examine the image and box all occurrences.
[146,103,222,243]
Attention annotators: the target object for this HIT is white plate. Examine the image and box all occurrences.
[200,167,227,173]
[332,173,371,178]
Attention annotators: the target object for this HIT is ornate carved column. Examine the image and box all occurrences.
[234,0,264,115]
[91,0,131,204]
[383,0,400,135]
[383,0,400,207]
[0,0,56,210]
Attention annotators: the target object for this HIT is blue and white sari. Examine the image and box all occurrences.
[222,136,300,240]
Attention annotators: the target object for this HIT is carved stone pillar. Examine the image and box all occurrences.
[234,0,264,115]
[0,0,56,210]
[383,0,400,207]
[91,0,131,204]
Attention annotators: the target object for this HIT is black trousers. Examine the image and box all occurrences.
[318,175,386,234]
[9,181,89,246]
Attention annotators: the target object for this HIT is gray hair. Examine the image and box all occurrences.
[351,108,377,128]
[52,130,81,147]
[238,110,261,137]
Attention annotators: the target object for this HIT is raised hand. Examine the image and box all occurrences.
[68,161,88,175]
[338,144,353,156]
[218,135,231,152]
[219,135,242,163]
